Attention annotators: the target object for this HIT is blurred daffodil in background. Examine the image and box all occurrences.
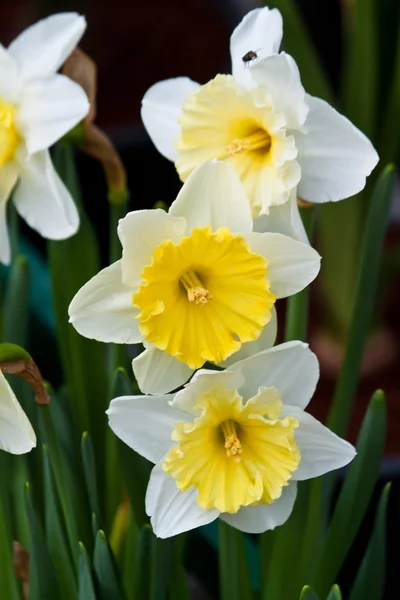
[0,13,89,264]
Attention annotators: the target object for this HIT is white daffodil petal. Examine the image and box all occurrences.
[169,160,253,234]
[296,95,379,203]
[107,394,189,464]
[141,77,200,161]
[14,149,79,239]
[117,209,186,288]
[0,371,36,454]
[250,53,308,128]
[0,45,20,101]
[132,346,194,395]
[219,306,277,368]
[172,368,245,414]
[244,232,320,298]
[146,462,219,538]
[68,260,141,344]
[0,162,18,265]
[18,75,89,155]
[8,13,86,80]
[254,191,309,245]
[285,406,356,480]
[220,482,297,533]
[227,341,319,410]
[230,7,283,85]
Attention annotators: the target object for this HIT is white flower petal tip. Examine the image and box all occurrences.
[14,150,80,240]
[8,13,87,80]
[230,7,283,84]
[169,160,253,233]
[68,260,142,344]
[146,463,219,539]
[288,407,357,480]
[0,371,36,454]
[141,77,200,161]
[296,96,379,203]
[244,232,321,298]
[132,347,194,396]
[107,393,187,464]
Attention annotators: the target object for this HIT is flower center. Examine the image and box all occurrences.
[226,127,271,158]
[180,269,212,304]
[220,419,242,462]
[163,384,300,514]
[133,227,276,369]
[0,98,19,168]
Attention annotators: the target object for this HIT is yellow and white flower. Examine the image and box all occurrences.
[107,342,356,537]
[0,13,90,264]
[69,160,320,395]
[141,6,378,222]
[0,370,36,454]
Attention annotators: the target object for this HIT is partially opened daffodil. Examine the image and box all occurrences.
[69,160,320,394]
[141,6,378,221]
[0,370,36,454]
[0,12,90,264]
[107,342,356,538]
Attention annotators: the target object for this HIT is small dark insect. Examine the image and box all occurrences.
[242,50,258,64]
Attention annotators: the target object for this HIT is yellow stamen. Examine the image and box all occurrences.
[180,270,213,304]
[226,129,271,157]
[221,419,242,462]
[0,98,19,167]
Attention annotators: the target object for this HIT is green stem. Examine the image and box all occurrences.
[284,206,316,342]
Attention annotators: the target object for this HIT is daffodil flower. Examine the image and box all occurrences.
[69,160,320,395]
[107,342,356,537]
[141,6,378,221]
[0,370,36,454]
[0,13,90,264]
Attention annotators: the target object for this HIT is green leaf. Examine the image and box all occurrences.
[219,520,253,600]
[78,542,97,600]
[133,525,153,600]
[0,479,20,600]
[314,390,386,596]
[328,166,395,437]
[326,585,342,600]
[113,368,152,527]
[150,537,175,600]
[38,402,81,571]
[284,206,316,341]
[93,529,125,600]
[270,1,333,101]
[169,535,190,600]
[300,586,319,600]
[349,483,391,600]
[25,482,61,600]
[81,432,103,528]
[2,255,29,345]
[379,22,400,164]
[122,507,139,600]
[49,143,107,472]
[42,445,77,599]
[341,0,378,138]
[261,483,309,599]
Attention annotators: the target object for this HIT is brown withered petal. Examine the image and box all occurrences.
[1,360,50,405]
[63,48,97,124]
[13,541,29,600]
[297,196,314,208]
